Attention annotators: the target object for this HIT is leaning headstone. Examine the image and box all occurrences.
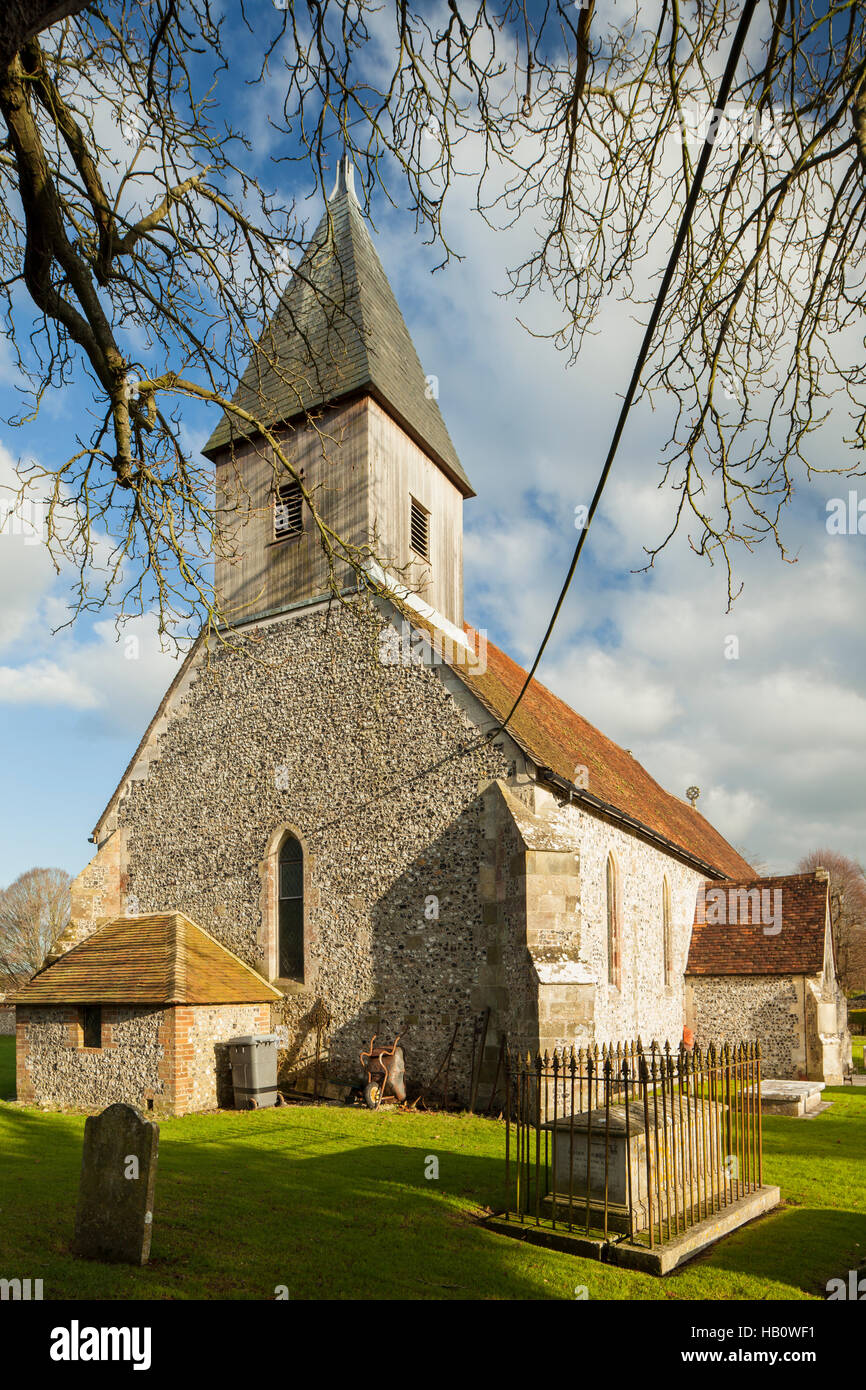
[72,1103,159,1265]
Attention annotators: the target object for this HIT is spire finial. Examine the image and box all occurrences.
[329,150,357,202]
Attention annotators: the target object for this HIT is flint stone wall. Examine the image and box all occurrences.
[16,1004,167,1111]
[567,801,705,1048]
[16,1002,271,1113]
[491,782,706,1054]
[104,597,517,1099]
[64,593,752,1104]
[685,974,807,1078]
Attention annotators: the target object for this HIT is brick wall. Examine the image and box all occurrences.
[174,1002,271,1113]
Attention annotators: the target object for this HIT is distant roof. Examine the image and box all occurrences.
[686,872,829,976]
[455,621,754,880]
[15,913,282,1005]
[204,158,473,497]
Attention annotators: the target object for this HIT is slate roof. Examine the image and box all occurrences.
[685,871,830,976]
[204,160,473,496]
[15,913,282,1005]
[445,619,754,880]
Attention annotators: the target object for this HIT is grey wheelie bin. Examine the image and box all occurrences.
[227,1033,280,1109]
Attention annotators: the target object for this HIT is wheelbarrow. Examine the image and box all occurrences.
[359,1034,407,1109]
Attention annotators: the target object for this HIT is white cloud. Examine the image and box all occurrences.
[0,659,100,709]
[376,166,866,872]
[0,610,181,728]
[0,441,183,731]
[545,647,681,739]
[0,444,59,649]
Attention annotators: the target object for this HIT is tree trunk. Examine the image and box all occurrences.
[0,1,90,72]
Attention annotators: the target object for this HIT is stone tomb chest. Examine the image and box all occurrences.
[758,1079,826,1117]
[542,1098,728,1234]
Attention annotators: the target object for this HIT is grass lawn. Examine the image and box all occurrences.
[0,1034,14,1100]
[0,1034,863,1301]
[853,1035,865,1073]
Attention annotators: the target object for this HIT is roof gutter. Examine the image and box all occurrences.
[535,765,729,881]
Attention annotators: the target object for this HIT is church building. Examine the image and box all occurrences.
[14,158,850,1113]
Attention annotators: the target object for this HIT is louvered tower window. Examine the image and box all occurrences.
[410,497,429,559]
[274,477,304,540]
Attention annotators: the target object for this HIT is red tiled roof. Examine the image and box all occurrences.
[458,624,753,879]
[91,599,754,882]
[685,871,829,976]
[15,913,283,1005]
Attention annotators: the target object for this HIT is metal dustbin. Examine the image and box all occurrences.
[227,1034,280,1109]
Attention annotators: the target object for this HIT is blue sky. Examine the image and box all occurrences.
[0,2,864,885]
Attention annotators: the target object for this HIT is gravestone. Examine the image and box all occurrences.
[72,1103,159,1265]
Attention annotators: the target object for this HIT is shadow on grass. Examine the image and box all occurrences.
[677,1092,866,1296]
[0,1104,547,1300]
[0,1036,15,1100]
[2,1093,864,1301]
[683,1204,866,1297]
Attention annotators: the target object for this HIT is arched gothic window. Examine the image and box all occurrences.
[662,876,673,987]
[278,834,304,982]
[606,853,621,988]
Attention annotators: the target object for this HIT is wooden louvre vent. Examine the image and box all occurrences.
[274,478,304,539]
[410,497,429,559]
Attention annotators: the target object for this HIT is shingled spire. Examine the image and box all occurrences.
[203,156,473,497]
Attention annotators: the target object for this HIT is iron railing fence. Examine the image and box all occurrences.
[504,1039,762,1248]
